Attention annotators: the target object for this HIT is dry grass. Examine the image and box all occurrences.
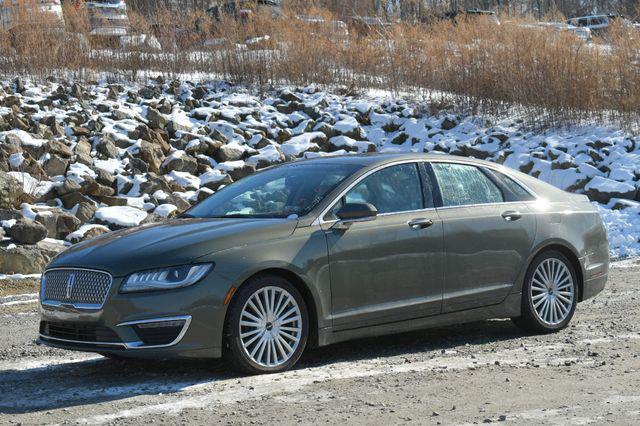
[0,1,639,126]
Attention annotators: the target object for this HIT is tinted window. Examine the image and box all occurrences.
[186,163,360,219]
[432,163,504,207]
[492,171,536,201]
[326,163,423,218]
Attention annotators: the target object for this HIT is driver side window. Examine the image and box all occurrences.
[326,163,423,220]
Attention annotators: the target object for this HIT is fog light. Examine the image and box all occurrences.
[136,320,185,329]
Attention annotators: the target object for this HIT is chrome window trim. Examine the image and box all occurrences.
[312,158,540,226]
[39,315,192,350]
[435,200,536,211]
[41,267,114,311]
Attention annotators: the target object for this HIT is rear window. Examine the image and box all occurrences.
[490,170,536,202]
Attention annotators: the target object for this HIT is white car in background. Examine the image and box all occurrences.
[536,22,592,42]
[567,14,633,34]
[514,21,592,43]
[84,0,130,38]
[82,0,160,50]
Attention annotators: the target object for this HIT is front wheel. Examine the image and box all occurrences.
[223,275,308,374]
[512,251,578,333]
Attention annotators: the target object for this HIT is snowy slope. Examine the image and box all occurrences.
[0,78,638,265]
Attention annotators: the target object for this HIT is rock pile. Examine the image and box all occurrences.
[1,78,639,272]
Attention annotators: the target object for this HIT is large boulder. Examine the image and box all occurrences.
[46,140,73,158]
[0,171,24,209]
[5,219,48,244]
[161,151,198,174]
[147,107,168,130]
[217,161,256,181]
[75,201,97,223]
[66,224,110,244]
[584,176,637,204]
[136,141,165,174]
[43,154,69,177]
[74,137,92,156]
[0,244,48,274]
[96,139,119,158]
[81,180,115,197]
[94,206,148,230]
[35,209,82,239]
[0,240,65,274]
[215,144,245,163]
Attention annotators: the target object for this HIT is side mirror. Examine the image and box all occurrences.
[332,203,377,230]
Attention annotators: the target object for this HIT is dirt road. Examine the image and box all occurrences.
[1,261,639,425]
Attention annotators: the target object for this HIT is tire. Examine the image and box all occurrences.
[512,250,579,333]
[223,275,309,374]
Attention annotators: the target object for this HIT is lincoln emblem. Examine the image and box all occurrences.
[65,274,76,300]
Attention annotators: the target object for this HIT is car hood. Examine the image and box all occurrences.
[48,218,298,277]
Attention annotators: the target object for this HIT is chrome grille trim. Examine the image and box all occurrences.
[42,268,113,310]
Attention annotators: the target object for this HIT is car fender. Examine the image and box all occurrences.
[195,225,332,332]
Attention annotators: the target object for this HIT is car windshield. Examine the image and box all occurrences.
[184,162,361,219]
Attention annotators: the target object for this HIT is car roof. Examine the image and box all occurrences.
[285,153,493,169]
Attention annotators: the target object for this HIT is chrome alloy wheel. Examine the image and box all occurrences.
[239,286,303,368]
[530,258,575,326]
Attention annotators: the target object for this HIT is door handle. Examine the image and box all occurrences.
[408,218,434,230]
[502,211,522,222]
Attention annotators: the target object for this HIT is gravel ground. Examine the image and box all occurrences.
[0,261,638,425]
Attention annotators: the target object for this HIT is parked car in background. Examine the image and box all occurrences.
[68,0,160,49]
[464,8,500,24]
[296,15,349,45]
[537,22,591,42]
[207,0,282,22]
[83,0,130,41]
[38,154,609,374]
[517,21,592,42]
[567,14,632,35]
[442,8,500,26]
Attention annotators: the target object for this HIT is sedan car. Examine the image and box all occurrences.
[38,154,609,374]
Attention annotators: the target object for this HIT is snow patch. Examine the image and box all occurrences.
[95,206,148,227]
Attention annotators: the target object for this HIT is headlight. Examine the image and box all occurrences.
[121,264,213,293]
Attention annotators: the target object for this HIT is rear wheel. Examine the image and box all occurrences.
[512,251,578,333]
[223,275,308,374]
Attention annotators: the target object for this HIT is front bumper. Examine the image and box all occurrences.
[38,271,234,359]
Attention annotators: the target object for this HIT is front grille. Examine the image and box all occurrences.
[40,321,121,343]
[43,269,112,308]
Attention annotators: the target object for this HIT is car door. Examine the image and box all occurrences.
[429,162,537,313]
[322,162,444,330]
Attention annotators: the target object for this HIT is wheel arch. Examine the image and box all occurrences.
[528,242,584,302]
[224,267,320,348]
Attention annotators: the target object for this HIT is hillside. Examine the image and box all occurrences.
[1,78,639,275]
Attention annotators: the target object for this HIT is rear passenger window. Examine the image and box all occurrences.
[432,163,504,207]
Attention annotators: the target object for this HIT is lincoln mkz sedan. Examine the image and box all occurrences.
[38,154,609,374]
